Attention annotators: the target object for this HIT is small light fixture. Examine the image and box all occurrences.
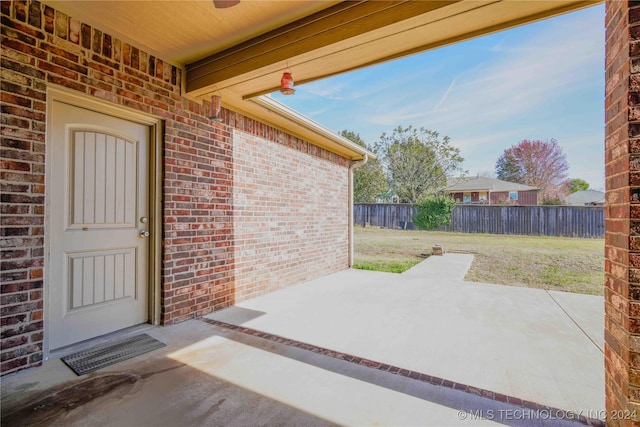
[280,70,295,95]
[209,93,223,122]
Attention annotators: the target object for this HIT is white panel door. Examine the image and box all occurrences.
[49,101,150,350]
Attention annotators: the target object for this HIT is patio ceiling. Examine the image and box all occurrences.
[44,0,599,154]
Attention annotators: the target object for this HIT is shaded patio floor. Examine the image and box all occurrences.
[205,254,604,417]
[2,254,604,426]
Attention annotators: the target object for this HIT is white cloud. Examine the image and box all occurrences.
[432,76,459,110]
[364,7,603,131]
[297,79,353,100]
[276,5,606,187]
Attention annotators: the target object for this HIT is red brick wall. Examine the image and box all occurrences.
[0,0,233,374]
[161,108,234,326]
[488,190,537,206]
[516,190,538,206]
[232,128,349,302]
[451,190,538,205]
[605,1,639,425]
[489,191,507,204]
[1,0,352,375]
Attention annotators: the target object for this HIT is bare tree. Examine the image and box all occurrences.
[495,138,569,202]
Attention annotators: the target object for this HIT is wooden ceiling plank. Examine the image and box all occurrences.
[358,0,600,68]
[188,1,368,72]
[186,1,458,92]
[234,0,598,99]
[188,1,456,78]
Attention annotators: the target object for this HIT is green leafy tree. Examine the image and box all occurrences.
[375,126,465,204]
[495,152,521,183]
[413,195,457,230]
[341,130,387,203]
[568,178,590,193]
[540,197,563,205]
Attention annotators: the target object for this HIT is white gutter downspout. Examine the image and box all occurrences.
[349,154,368,267]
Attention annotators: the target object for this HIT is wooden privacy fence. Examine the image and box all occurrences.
[353,204,605,238]
[354,204,418,230]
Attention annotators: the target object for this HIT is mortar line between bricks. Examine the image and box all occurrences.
[201,318,605,427]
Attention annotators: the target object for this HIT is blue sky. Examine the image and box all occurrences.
[272,4,605,190]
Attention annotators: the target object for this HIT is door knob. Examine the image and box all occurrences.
[139,230,150,238]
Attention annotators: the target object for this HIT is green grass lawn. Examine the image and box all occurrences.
[353,226,604,295]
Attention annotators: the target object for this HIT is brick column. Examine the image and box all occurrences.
[606,1,640,425]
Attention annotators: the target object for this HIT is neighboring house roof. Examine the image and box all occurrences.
[445,176,539,192]
[567,190,605,206]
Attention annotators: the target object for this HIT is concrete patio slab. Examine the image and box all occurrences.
[2,254,605,426]
[3,320,510,426]
[546,290,604,353]
[205,254,605,418]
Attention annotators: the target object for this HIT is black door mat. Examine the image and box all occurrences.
[61,333,166,376]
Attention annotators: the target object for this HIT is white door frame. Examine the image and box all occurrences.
[44,86,163,357]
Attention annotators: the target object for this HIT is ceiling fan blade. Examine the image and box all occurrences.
[213,0,240,8]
